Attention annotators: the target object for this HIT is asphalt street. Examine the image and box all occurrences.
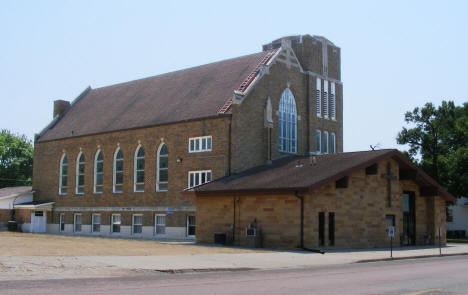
[1,256,467,295]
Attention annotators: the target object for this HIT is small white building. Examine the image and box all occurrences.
[0,186,33,229]
[447,197,468,238]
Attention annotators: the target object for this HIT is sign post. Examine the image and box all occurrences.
[438,227,442,256]
[388,226,395,259]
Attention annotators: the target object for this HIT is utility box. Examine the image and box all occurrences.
[245,228,262,248]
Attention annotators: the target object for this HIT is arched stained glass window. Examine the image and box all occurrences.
[113,148,124,193]
[76,153,85,194]
[134,146,145,192]
[94,150,104,193]
[59,154,68,195]
[156,144,169,192]
[278,88,297,153]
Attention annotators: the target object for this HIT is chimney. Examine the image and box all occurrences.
[53,100,70,118]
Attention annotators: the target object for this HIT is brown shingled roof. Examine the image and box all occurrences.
[186,150,455,202]
[38,51,275,142]
[0,186,32,198]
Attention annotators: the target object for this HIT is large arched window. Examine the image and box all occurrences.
[59,154,68,195]
[94,150,104,193]
[156,143,169,192]
[134,145,145,192]
[76,152,85,194]
[278,88,297,153]
[113,148,124,193]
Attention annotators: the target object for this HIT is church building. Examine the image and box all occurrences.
[18,34,451,248]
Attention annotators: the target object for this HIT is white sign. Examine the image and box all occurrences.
[388,226,395,238]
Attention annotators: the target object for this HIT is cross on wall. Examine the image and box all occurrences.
[381,162,397,207]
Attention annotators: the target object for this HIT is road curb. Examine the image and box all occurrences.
[355,252,468,263]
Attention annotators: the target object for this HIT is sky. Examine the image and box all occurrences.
[1,0,467,152]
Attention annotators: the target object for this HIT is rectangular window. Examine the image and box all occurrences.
[316,130,322,154]
[189,136,212,153]
[92,214,101,233]
[331,133,336,154]
[316,78,322,117]
[323,131,329,154]
[74,213,82,233]
[329,212,335,246]
[386,214,395,228]
[76,157,85,194]
[187,215,196,237]
[155,214,166,236]
[114,156,123,193]
[319,212,325,246]
[112,214,121,233]
[330,82,336,120]
[188,170,212,188]
[59,213,65,232]
[323,81,329,119]
[132,214,143,235]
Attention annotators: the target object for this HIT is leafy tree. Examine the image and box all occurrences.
[0,130,33,188]
[397,101,468,198]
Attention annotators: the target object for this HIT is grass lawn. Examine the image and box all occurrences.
[0,232,267,256]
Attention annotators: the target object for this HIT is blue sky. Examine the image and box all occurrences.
[1,0,467,152]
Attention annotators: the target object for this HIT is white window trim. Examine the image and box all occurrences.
[111,214,121,234]
[92,213,101,234]
[74,213,82,233]
[59,213,65,232]
[316,130,322,154]
[59,153,67,195]
[75,152,85,195]
[94,150,103,194]
[323,81,329,119]
[132,214,143,236]
[324,131,329,154]
[188,170,212,188]
[278,88,298,154]
[113,147,123,194]
[155,214,166,237]
[331,82,336,121]
[331,132,336,154]
[156,143,168,192]
[188,136,212,153]
[186,215,196,238]
[134,145,145,192]
[316,78,322,117]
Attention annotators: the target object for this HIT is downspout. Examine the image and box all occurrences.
[227,118,232,176]
[232,197,236,245]
[305,74,310,154]
[295,190,325,254]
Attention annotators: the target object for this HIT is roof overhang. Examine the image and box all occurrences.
[14,202,55,211]
[0,190,34,201]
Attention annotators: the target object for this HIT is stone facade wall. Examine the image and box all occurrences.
[196,159,447,249]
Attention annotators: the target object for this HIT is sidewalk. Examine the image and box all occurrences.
[84,243,468,271]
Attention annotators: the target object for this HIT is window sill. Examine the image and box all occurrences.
[75,193,84,195]
[156,190,168,192]
[93,192,103,195]
[113,192,123,194]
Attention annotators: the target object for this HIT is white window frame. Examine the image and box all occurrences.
[323,131,329,154]
[76,152,85,195]
[155,214,166,236]
[92,213,101,233]
[331,133,336,154]
[113,147,124,193]
[188,170,212,188]
[94,150,104,194]
[323,81,329,119]
[331,82,336,120]
[156,143,168,192]
[111,214,121,234]
[132,214,143,235]
[74,213,82,233]
[59,154,68,195]
[316,130,322,154]
[187,215,196,238]
[189,136,212,153]
[316,78,322,117]
[278,88,298,154]
[59,213,65,232]
[134,145,145,192]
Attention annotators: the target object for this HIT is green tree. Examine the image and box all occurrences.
[397,101,468,198]
[0,130,33,188]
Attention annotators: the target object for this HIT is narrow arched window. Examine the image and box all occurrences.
[59,154,68,195]
[76,153,85,194]
[94,150,104,193]
[156,143,169,192]
[134,146,145,192]
[113,148,124,193]
[278,88,297,153]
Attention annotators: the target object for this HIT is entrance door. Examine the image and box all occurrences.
[31,211,46,233]
[402,192,416,245]
[187,215,195,237]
